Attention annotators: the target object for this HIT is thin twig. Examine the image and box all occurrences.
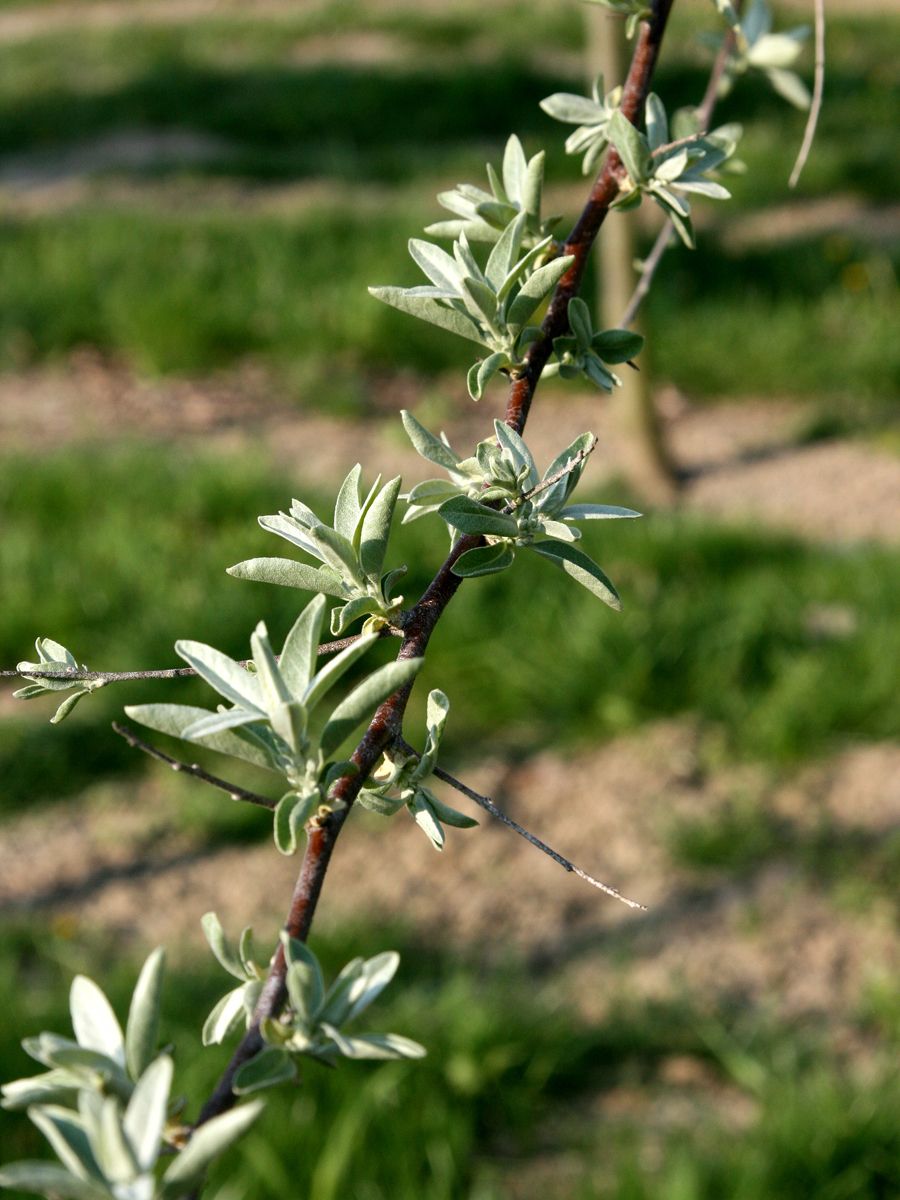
[112,721,276,810]
[397,740,645,910]
[788,0,825,189]
[619,18,738,329]
[0,630,399,684]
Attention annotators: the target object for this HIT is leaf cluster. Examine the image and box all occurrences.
[548,298,644,391]
[358,689,477,851]
[607,95,739,248]
[200,916,424,1094]
[13,638,102,724]
[0,952,261,1200]
[540,74,623,176]
[370,214,573,400]
[227,465,406,636]
[424,134,561,247]
[124,597,422,855]
[716,0,811,110]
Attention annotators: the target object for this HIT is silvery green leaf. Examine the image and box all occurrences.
[95,1096,138,1182]
[400,410,460,470]
[15,662,76,692]
[380,564,407,603]
[357,789,405,816]
[2,1071,80,1111]
[345,951,400,1022]
[227,557,345,597]
[411,794,445,850]
[319,959,365,1026]
[748,31,805,69]
[125,948,165,1082]
[285,954,324,1026]
[428,792,478,830]
[460,276,500,334]
[250,622,292,714]
[522,149,544,220]
[123,703,276,771]
[279,594,327,697]
[36,637,77,666]
[256,514,318,559]
[654,147,690,182]
[333,464,362,540]
[591,328,644,363]
[539,519,580,542]
[540,92,606,125]
[536,430,595,513]
[586,353,619,391]
[451,543,516,578]
[321,1024,426,1061]
[181,708,264,741]
[742,0,771,42]
[70,977,125,1066]
[12,683,46,700]
[496,235,555,301]
[232,1048,296,1095]
[561,503,641,520]
[505,255,573,329]
[273,791,317,856]
[425,217,495,241]
[674,178,731,199]
[160,1102,264,1195]
[28,1107,100,1183]
[485,161,507,204]
[645,92,668,151]
[307,524,364,587]
[359,476,400,581]
[51,689,91,724]
[201,913,246,981]
[202,988,247,1046]
[467,352,508,401]
[174,641,264,713]
[42,1045,121,1080]
[426,689,449,741]
[529,540,622,609]
[765,67,811,109]
[288,496,319,526]
[320,658,423,758]
[651,186,694,247]
[453,231,485,284]
[408,238,463,293]
[608,110,651,183]
[368,287,485,346]
[567,297,593,348]
[0,1163,107,1199]
[329,596,375,637]
[476,199,517,229]
[301,631,379,713]
[268,700,307,756]
[405,479,461,506]
[438,496,518,537]
[501,134,527,201]
[494,419,538,485]
[485,213,526,290]
[124,1055,172,1172]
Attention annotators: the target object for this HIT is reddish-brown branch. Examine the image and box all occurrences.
[191,0,675,1140]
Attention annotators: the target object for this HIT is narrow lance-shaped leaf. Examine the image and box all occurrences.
[226,557,346,597]
[359,476,401,581]
[529,540,622,609]
[368,287,485,346]
[321,658,423,758]
[279,594,327,696]
[160,1102,264,1195]
[70,978,124,1066]
[125,948,165,1081]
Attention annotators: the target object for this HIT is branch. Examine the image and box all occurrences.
[788,0,825,189]
[619,17,738,329]
[0,629,399,684]
[397,739,645,910]
[505,0,674,433]
[111,721,276,810]
[190,0,674,1140]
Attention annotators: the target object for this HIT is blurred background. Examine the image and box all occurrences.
[0,0,898,1195]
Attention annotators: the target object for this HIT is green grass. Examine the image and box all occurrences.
[0,11,895,404]
[1,924,898,1200]
[1,446,899,821]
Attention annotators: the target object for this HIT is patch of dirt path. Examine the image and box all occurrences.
[2,725,898,1034]
[2,355,897,544]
